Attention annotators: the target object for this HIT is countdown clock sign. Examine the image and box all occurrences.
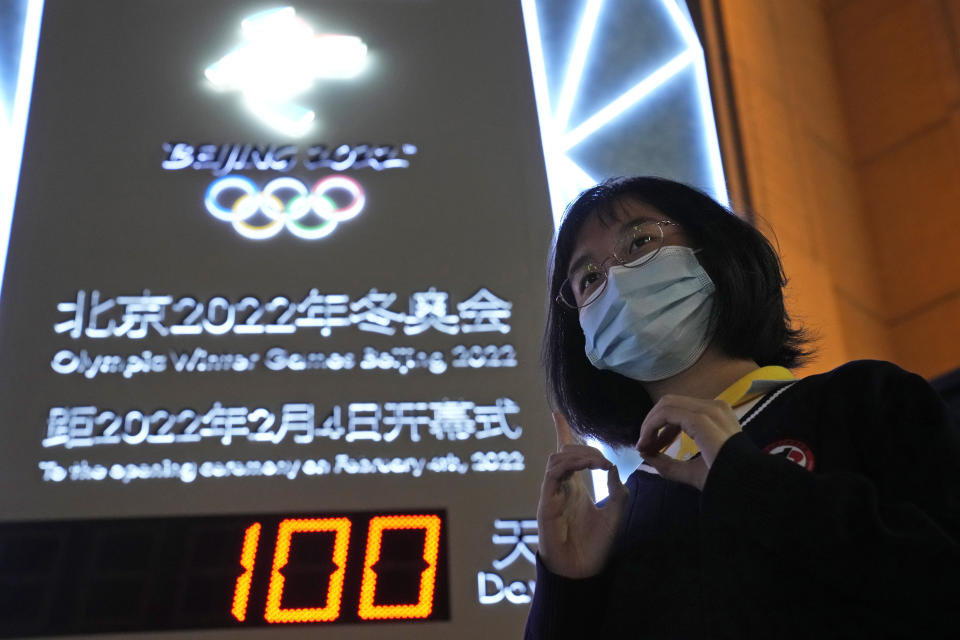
[0,1,555,638]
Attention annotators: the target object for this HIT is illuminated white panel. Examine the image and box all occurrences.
[521,0,728,227]
[0,0,44,307]
[560,49,695,151]
[0,92,7,149]
[553,0,604,135]
[659,0,728,205]
[519,0,568,229]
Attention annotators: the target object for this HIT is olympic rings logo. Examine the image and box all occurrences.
[204,175,366,240]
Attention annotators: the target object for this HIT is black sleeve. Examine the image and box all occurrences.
[523,554,613,640]
[700,363,960,632]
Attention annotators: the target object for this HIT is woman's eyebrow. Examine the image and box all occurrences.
[565,215,663,277]
[566,253,592,279]
[566,217,657,277]
[618,215,658,230]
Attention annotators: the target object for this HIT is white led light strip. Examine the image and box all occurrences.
[0,0,44,307]
[521,0,729,229]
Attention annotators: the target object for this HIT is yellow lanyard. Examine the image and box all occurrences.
[674,366,795,460]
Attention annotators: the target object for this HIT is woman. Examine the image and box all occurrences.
[525,177,960,638]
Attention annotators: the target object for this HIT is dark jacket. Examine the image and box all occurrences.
[525,360,960,638]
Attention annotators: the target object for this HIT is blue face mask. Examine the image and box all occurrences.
[578,246,716,382]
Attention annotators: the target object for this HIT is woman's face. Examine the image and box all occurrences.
[564,199,691,309]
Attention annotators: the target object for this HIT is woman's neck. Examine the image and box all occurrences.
[642,344,759,402]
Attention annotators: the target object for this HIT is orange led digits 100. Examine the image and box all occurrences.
[0,510,447,637]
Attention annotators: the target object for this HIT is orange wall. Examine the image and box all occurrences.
[718,0,960,379]
[826,0,960,378]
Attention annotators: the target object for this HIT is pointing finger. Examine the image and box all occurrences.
[553,412,577,451]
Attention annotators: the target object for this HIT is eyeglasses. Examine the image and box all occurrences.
[557,219,679,309]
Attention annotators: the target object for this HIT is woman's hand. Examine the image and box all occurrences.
[635,394,741,490]
[537,412,630,579]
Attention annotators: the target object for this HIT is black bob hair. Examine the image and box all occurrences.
[543,176,812,447]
